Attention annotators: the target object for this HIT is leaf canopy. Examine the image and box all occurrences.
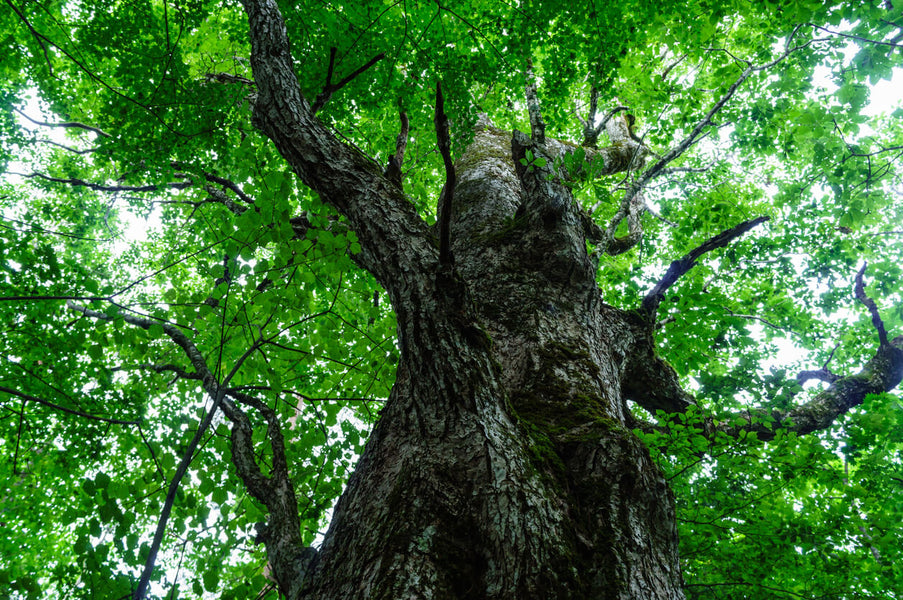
[1,0,902,598]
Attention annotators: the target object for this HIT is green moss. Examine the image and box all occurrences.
[453,127,513,181]
[471,212,529,246]
[507,340,629,492]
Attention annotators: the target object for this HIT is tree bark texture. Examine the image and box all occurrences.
[237,1,685,598]
[300,125,685,600]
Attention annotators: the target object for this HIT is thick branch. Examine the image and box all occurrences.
[713,336,903,442]
[239,0,434,288]
[524,63,546,145]
[601,185,646,255]
[641,216,769,318]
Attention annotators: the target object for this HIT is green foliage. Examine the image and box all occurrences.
[1,0,901,598]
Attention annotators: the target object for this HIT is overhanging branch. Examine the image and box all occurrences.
[641,216,769,319]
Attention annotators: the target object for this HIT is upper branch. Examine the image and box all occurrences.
[524,62,546,145]
[641,216,770,319]
[310,47,386,115]
[383,101,409,187]
[238,0,434,288]
[435,81,455,267]
[855,262,889,346]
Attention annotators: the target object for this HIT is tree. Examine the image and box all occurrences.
[1,0,902,598]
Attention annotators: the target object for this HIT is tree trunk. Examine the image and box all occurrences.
[296,124,685,599]
[236,2,683,596]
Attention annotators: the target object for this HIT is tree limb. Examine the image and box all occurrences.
[435,81,455,266]
[384,101,409,187]
[10,171,191,193]
[855,262,889,346]
[641,216,770,319]
[239,0,434,289]
[524,61,546,145]
[710,335,903,442]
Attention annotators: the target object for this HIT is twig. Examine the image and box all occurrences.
[13,106,111,137]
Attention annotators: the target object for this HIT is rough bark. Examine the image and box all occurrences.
[231,2,903,599]
[300,124,685,599]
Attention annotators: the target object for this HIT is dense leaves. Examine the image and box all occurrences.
[1,0,901,598]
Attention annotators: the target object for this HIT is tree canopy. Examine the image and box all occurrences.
[1,0,902,598]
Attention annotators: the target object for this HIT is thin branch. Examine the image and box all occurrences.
[204,173,254,205]
[644,202,678,228]
[113,363,203,381]
[595,106,630,140]
[0,294,110,302]
[5,0,53,75]
[810,23,903,48]
[66,301,239,600]
[641,216,770,318]
[10,171,191,193]
[34,138,98,154]
[855,262,889,346]
[660,53,687,80]
[0,386,140,425]
[310,48,385,114]
[0,214,113,241]
[640,36,819,188]
[435,81,455,267]
[204,72,256,86]
[12,106,111,137]
[684,581,809,599]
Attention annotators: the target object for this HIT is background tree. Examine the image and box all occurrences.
[1,0,902,598]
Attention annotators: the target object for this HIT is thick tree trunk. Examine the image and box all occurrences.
[236,2,684,596]
[297,125,685,599]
